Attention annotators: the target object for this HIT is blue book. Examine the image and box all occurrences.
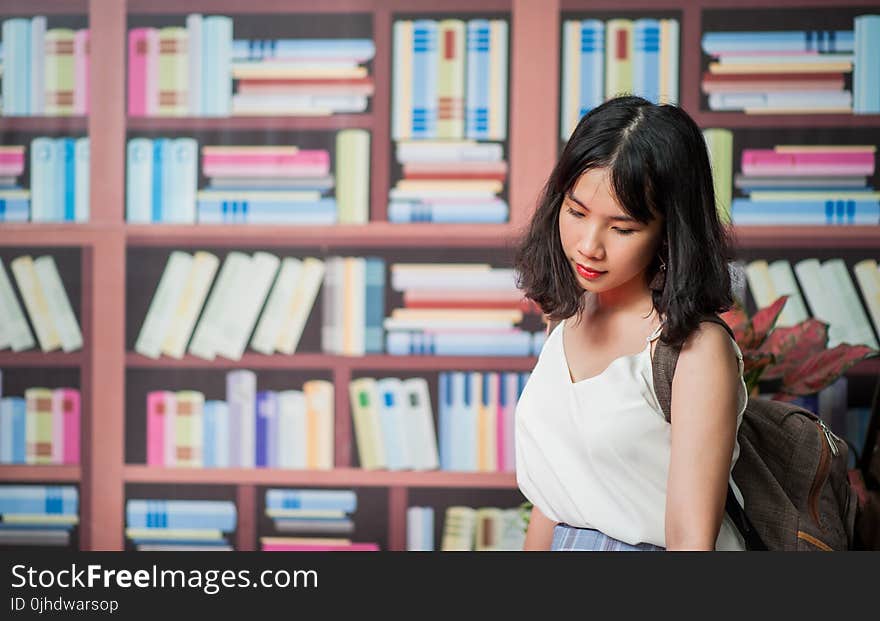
[579,19,604,117]
[364,257,385,353]
[0,398,16,463]
[446,372,467,470]
[438,373,452,470]
[165,138,197,223]
[126,499,236,531]
[203,401,216,468]
[634,19,661,104]
[74,137,89,222]
[265,488,357,513]
[212,401,230,468]
[49,139,68,221]
[232,38,375,61]
[412,20,438,138]
[130,538,230,546]
[1,19,30,115]
[377,382,406,470]
[197,199,337,224]
[0,485,78,515]
[151,138,168,222]
[387,200,508,223]
[126,138,153,223]
[0,199,29,222]
[385,330,534,356]
[204,16,232,117]
[466,20,490,139]
[459,373,480,471]
[256,391,271,468]
[62,138,76,221]
[731,199,880,225]
[29,137,54,221]
[854,16,880,113]
[257,391,279,468]
[0,522,75,531]
[702,30,854,54]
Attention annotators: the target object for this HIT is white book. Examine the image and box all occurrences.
[402,377,439,471]
[376,377,411,470]
[304,380,334,470]
[853,260,880,343]
[74,137,90,222]
[250,257,302,355]
[33,256,83,353]
[343,257,366,356]
[335,129,370,224]
[226,369,256,468]
[211,400,230,468]
[135,251,193,359]
[275,257,325,355]
[161,251,219,359]
[820,259,878,349]
[794,259,844,347]
[214,252,279,361]
[396,141,503,163]
[277,390,306,469]
[745,260,777,310]
[186,14,202,116]
[30,137,56,222]
[188,251,250,360]
[10,256,60,352]
[390,267,516,291]
[0,258,36,351]
[767,259,810,327]
[321,257,344,355]
[348,377,385,469]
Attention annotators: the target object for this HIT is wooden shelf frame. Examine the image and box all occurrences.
[1,0,878,552]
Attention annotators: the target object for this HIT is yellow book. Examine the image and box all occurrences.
[44,29,75,115]
[304,380,334,470]
[11,256,61,352]
[605,19,634,98]
[702,128,733,223]
[394,179,503,193]
[854,260,880,341]
[157,27,188,116]
[437,20,465,139]
[335,129,370,224]
[25,388,53,465]
[1,513,79,525]
[391,309,523,322]
[708,61,852,74]
[392,20,413,140]
[161,251,219,359]
[489,20,508,141]
[475,507,502,550]
[231,66,367,79]
[562,20,581,140]
[348,377,385,470]
[126,528,222,540]
[174,391,204,467]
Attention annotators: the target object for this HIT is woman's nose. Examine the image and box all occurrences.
[576,226,605,261]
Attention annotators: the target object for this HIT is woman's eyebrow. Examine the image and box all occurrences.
[566,191,637,222]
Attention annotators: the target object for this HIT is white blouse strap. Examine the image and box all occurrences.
[647,321,664,342]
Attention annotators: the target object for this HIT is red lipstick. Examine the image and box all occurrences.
[576,263,606,279]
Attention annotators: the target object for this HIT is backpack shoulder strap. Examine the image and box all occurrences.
[652,315,735,424]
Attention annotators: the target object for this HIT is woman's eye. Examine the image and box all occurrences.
[566,206,584,218]
[614,228,635,235]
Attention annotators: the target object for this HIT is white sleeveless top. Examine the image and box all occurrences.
[515,319,748,550]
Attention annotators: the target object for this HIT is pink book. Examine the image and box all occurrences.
[202,164,331,178]
[262,543,380,552]
[128,28,150,116]
[742,150,875,176]
[144,29,160,116]
[50,389,64,464]
[56,389,80,465]
[202,150,330,166]
[0,153,25,164]
[74,29,90,115]
[0,163,25,177]
[147,390,174,466]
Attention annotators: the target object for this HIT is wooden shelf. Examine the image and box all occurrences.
[127,114,374,132]
[0,351,85,368]
[126,222,520,248]
[126,352,538,371]
[0,116,88,132]
[731,226,880,249]
[123,465,518,489]
[0,465,81,483]
[127,0,512,14]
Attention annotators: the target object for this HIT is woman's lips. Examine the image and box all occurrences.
[576,263,606,279]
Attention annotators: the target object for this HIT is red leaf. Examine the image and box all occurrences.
[758,319,829,380]
[742,351,774,381]
[748,295,788,349]
[782,345,880,395]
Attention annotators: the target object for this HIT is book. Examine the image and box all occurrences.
[135,251,193,359]
[24,388,53,465]
[160,251,219,359]
[32,256,82,352]
[10,256,60,352]
[0,258,36,352]
[275,257,325,355]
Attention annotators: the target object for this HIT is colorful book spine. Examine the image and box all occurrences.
[44,29,75,116]
[126,138,153,222]
[30,17,46,116]
[157,27,188,116]
[412,20,438,139]
[147,391,173,467]
[256,391,278,468]
[25,388,53,465]
[227,370,256,468]
[10,255,61,352]
[174,391,204,468]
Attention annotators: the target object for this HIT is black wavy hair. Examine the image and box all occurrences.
[515,95,735,348]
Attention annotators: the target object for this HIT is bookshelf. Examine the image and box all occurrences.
[0,0,878,551]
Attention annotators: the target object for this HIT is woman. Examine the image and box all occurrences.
[514,96,749,551]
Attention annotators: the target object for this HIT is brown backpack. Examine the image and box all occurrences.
[651,315,859,551]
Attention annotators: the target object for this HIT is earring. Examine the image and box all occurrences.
[649,255,667,291]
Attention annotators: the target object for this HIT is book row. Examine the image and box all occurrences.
[0,485,78,548]
[740,257,880,349]
[408,504,525,551]
[125,133,369,225]
[136,254,543,361]
[702,135,880,225]
[561,18,680,140]
[0,138,90,223]
[125,498,235,551]
[0,255,82,354]
[0,17,89,117]
[145,374,334,470]
[0,381,80,466]
[700,19,880,114]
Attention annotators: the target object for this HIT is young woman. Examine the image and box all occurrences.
[514,96,749,551]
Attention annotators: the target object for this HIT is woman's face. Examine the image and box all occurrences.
[558,167,664,297]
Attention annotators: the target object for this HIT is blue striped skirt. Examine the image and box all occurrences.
[551,524,665,551]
